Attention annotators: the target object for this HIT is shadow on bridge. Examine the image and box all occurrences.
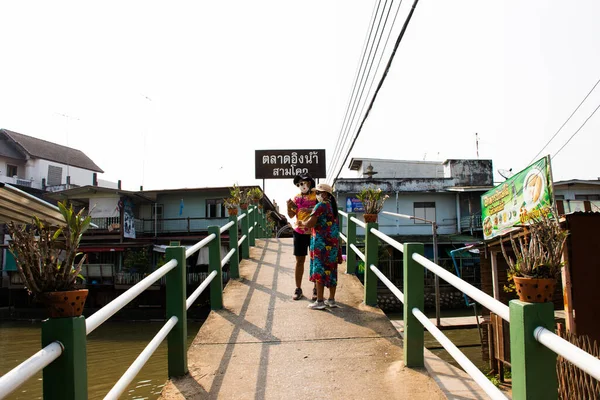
[160,238,445,400]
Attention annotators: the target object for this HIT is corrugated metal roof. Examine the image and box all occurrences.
[0,183,66,226]
[0,129,104,173]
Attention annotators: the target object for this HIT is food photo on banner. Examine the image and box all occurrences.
[481,155,555,240]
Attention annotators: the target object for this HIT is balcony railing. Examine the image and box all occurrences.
[135,217,230,234]
[460,214,482,232]
[0,175,43,190]
[89,217,121,231]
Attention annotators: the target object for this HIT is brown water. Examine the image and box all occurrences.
[0,320,203,400]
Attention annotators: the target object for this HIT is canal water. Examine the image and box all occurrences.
[0,320,204,399]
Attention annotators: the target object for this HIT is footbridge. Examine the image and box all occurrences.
[2,206,599,399]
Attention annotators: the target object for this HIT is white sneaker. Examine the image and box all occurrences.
[325,299,340,308]
[308,301,326,310]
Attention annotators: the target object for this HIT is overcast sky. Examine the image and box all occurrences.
[1,1,599,210]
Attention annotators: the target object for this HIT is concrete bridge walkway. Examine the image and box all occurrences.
[160,238,446,400]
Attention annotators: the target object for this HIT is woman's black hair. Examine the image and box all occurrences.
[326,192,338,219]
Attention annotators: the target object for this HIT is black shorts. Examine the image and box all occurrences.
[293,230,311,257]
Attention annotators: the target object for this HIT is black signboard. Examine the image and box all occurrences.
[255,149,326,179]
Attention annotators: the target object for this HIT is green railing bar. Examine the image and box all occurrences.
[240,211,250,259]
[364,221,378,306]
[345,213,357,274]
[229,215,240,279]
[404,242,424,367]
[165,246,188,377]
[208,226,224,310]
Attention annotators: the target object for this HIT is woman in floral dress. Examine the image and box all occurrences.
[297,183,340,310]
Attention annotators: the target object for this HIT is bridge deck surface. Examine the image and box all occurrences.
[160,238,446,400]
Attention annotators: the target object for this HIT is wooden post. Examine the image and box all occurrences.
[241,208,250,259]
[364,221,378,306]
[208,226,223,310]
[229,215,240,279]
[346,213,357,274]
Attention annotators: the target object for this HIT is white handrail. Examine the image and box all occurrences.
[370,228,404,253]
[237,213,246,221]
[412,308,508,400]
[186,234,217,259]
[412,253,510,322]
[0,341,63,399]
[187,270,218,310]
[248,207,254,214]
[86,259,178,335]
[220,220,235,234]
[221,248,236,267]
[534,326,600,381]
[338,210,348,218]
[249,226,254,233]
[350,216,366,229]
[339,232,347,243]
[238,235,247,247]
[350,244,365,262]
[104,316,178,400]
[370,265,404,303]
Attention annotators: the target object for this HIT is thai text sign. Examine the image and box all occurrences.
[345,197,364,213]
[481,156,554,240]
[255,149,326,179]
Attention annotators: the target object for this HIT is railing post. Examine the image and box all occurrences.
[208,226,223,310]
[249,206,256,247]
[255,208,262,239]
[165,246,188,377]
[41,316,87,399]
[509,300,557,399]
[229,215,240,279]
[364,221,379,306]
[404,242,425,367]
[346,213,356,274]
[241,209,250,259]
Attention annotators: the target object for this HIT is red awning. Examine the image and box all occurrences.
[79,247,126,252]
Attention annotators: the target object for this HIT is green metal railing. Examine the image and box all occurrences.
[0,205,270,399]
[338,210,600,400]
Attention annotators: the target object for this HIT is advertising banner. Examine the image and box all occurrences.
[123,198,136,239]
[255,149,326,179]
[345,197,364,213]
[481,156,554,240]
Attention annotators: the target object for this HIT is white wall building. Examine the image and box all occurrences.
[0,129,103,190]
[335,158,494,242]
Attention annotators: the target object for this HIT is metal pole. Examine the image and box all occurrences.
[433,222,440,327]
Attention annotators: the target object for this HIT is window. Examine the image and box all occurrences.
[206,199,226,218]
[47,165,63,186]
[555,195,565,200]
[6,164,17,177]
[575,194,600,201]
[413,202,436,224]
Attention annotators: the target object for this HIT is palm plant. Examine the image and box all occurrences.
[7,201,92,294]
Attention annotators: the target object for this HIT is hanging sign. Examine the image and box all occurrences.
[255,149,326,179]
[481,156,554,240]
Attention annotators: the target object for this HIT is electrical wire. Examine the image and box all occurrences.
[329,0,381,177]
[332,0,421,184]
[529,77,600,164]
[552,101,600,160]
[329,0,389,178]
[330,0,396,180]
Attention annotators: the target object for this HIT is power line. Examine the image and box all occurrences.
[329,0,388,178]
[329,0,381,177]
[528,77,600,164]
[552,101,600,160]
[330,0,396,179]
[332,0,421,184]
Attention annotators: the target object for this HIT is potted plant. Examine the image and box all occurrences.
[7,201,92,318]
[248,187,263,207]
[501,209,568,303]
[356,186,389,223]
[224,184,241,216]
[240,189,251,210]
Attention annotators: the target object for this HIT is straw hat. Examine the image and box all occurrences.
[315,183,333,195]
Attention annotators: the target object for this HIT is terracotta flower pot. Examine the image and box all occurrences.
[227,207,238,216]
[240,203,248,210]
[363,214,378,223]
[513,277,556,303]
[41,289,88,318]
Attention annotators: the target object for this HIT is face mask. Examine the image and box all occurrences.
[298,182,310,194]
[316,194,323,202]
